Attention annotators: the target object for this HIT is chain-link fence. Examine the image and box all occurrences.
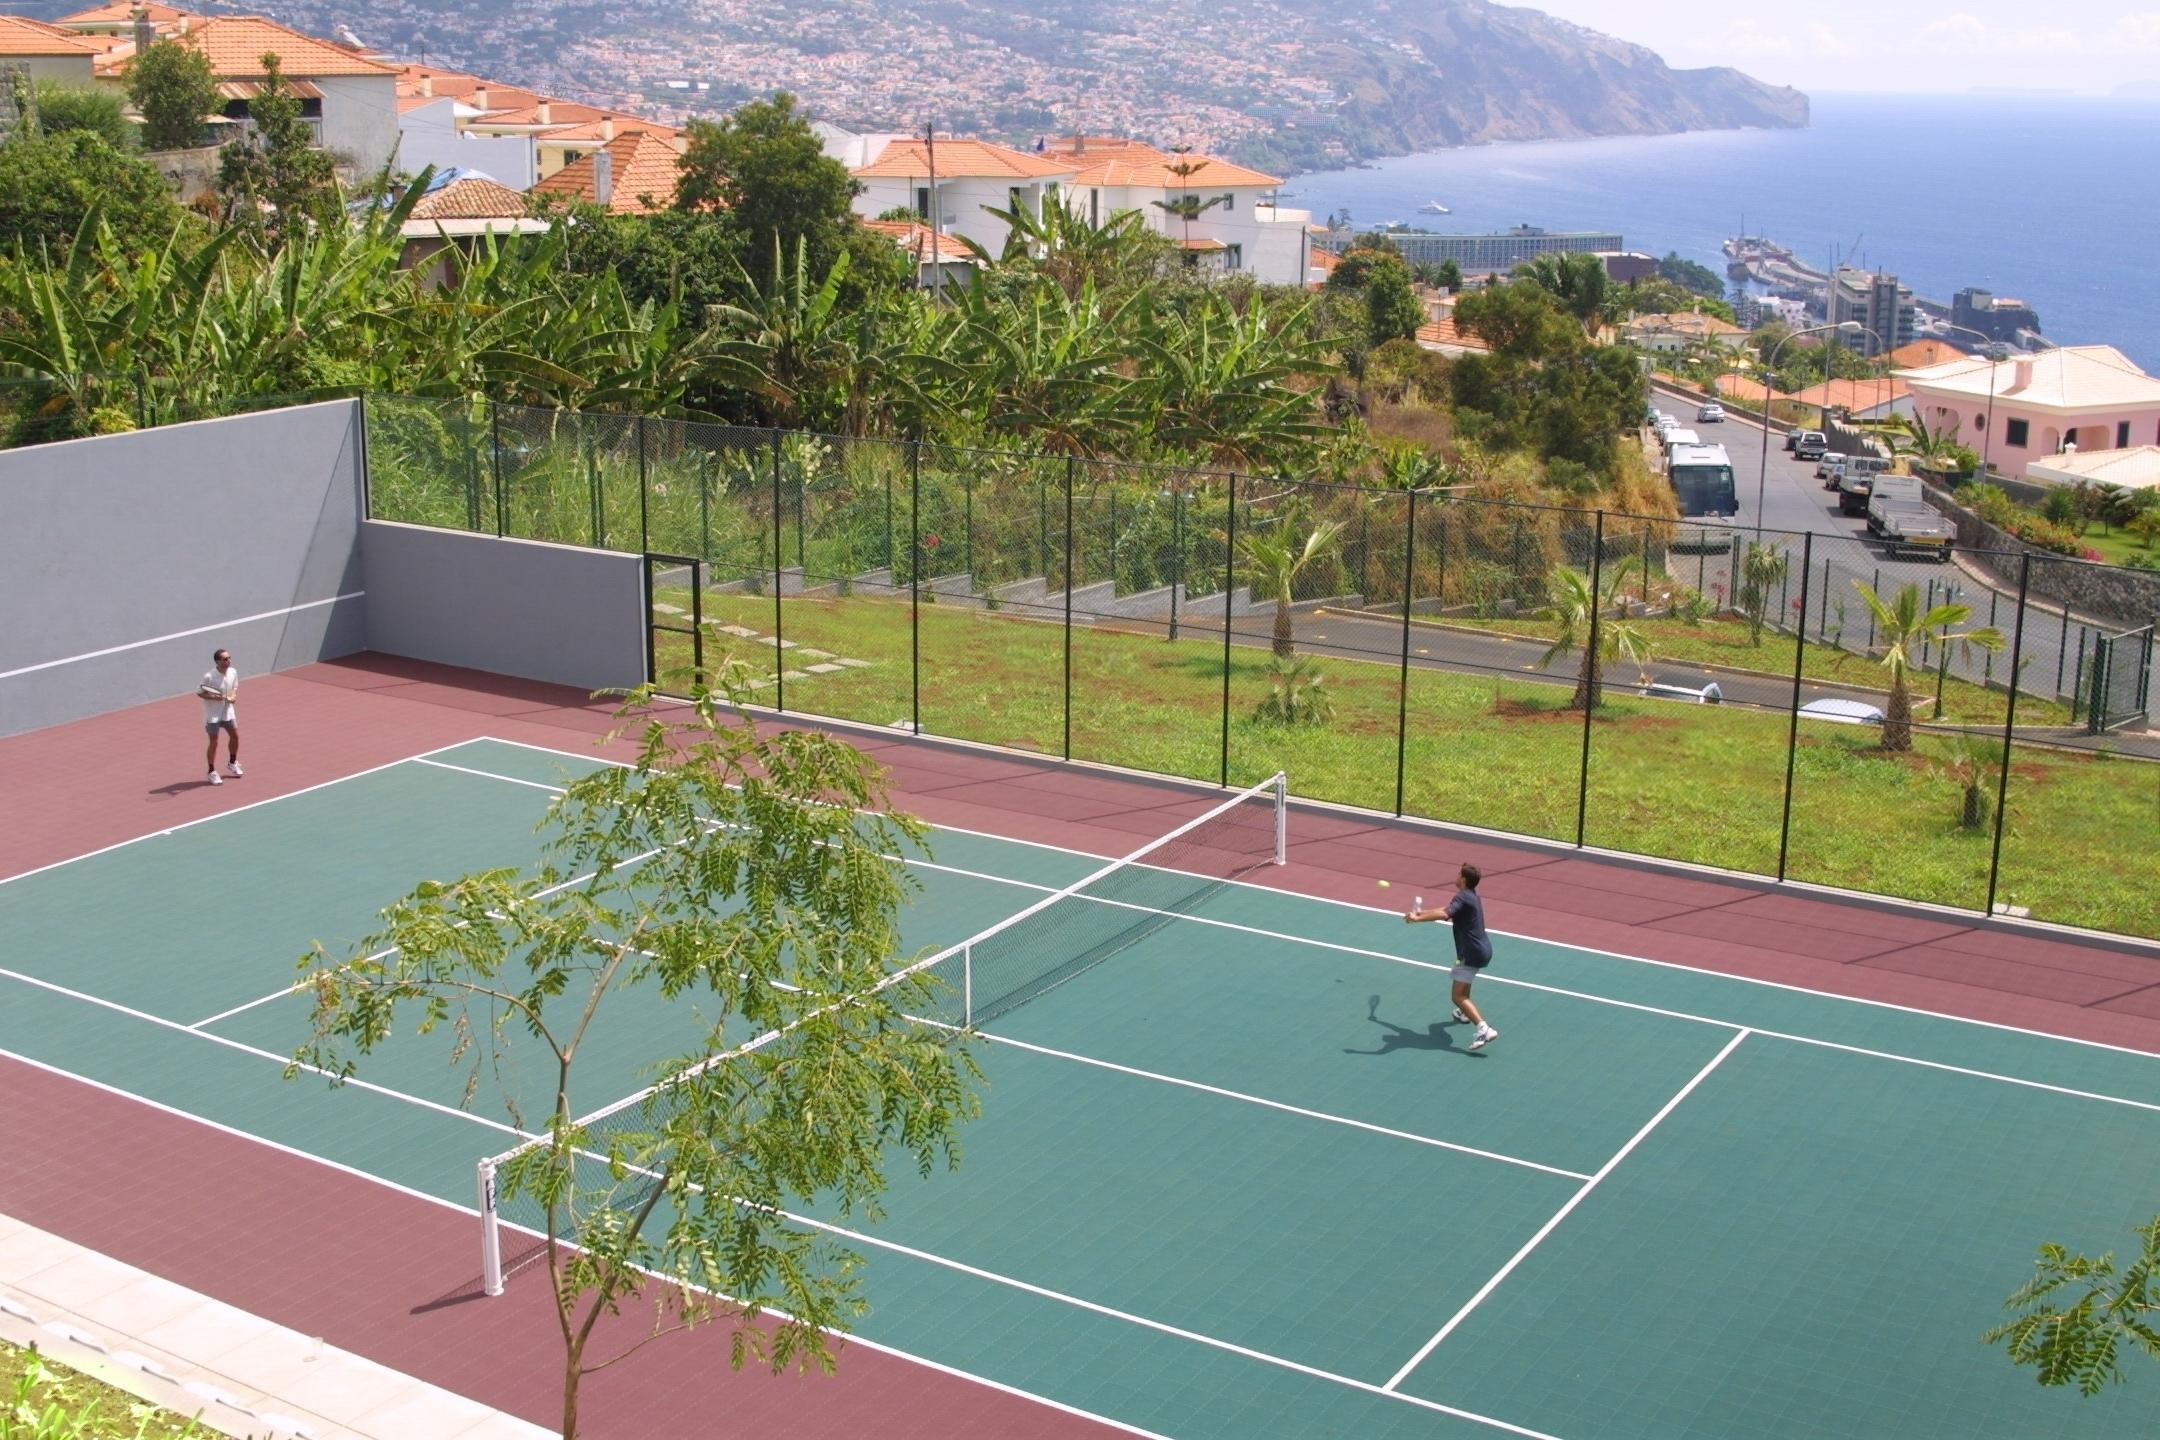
[362,395,2160,944]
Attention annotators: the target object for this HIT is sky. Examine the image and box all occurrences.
[1516,0,2160,95]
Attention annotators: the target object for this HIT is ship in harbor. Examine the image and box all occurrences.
[1723,235,2046,351]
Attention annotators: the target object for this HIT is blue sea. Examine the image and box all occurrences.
[1292,93,2160,370]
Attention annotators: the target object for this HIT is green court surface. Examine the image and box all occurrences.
[5,735,2160,1439]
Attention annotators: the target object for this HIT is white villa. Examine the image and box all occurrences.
[833,129,1317,287]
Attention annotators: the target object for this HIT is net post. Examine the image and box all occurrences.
[1272,772,1286,865]
[963,943,974,1029]
[478,1157,504,1298]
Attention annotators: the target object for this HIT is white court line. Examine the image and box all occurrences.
[3,972,1563,1438]
[0,966,525,1139]
[188,840,678,1030]
[963,1027,1591,1181]
[1382,1029,1754,1393]
[0,592,365,681]
[413,756,573,793]
[0,1046,1178,1440]
[0,739,481,889]
[470,733,2160,1065]
[438,746,2160,1117]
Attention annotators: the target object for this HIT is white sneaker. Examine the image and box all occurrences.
[207,771,222,786]
[1470,1026,1499,1051]
[1452,1007,1471,1024]
[226,762,243,777]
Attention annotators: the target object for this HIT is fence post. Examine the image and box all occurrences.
[1576,511,1604,849]
[964,468,974,587]
[1921,578,1937,666]
[588,433,603,550]
[1984,589,1999,689]
[911,440,922,735]
[636,416,650,554]
[770,427,784,711]
[883,458,895,571]
[1819,556,1831,639]
[2056,598,2071,694]
[1984,553,2034,919]
[1396,490,1418,817]
[1169,483,1183,643]
[1776,532,1815,880]
[489,400,506,538]
[1063,455,1076,761]
[2070,629,2088,724]
[1867,567,1880,648]
[1109,482,1119,588]
[1221,474,1238,788]
[697,450,711,563]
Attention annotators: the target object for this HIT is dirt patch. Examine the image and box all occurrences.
[1491,695,1579,723]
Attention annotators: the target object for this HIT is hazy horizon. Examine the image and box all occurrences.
[1515,0,2160,96]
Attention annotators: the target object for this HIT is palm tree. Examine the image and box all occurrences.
[1736,542,1790,647]
[1944,731,2006,830]
[1152,148,1228,264]
[1238,519,1345,659]
[1539,562,1650,711]
[1852,580,2006,751]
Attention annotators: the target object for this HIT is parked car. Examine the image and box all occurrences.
[1696,403,1726,424]
[1799,698,1885,726]
[1816,451,1847,483]
[1793,430,1828,461]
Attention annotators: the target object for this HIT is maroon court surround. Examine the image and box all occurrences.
[4,652,2158,1436]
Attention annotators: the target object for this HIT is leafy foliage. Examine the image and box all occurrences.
[1239,519,1345,659]
[215,53,341,247]
[1538,561,1649,710]
[293,686,981,1439]
[677,93,860,270]
[1850,579,2005,750]
[1987,1216,2160,1395]
[1253,654,1334,725]
[31,81,133,149]
[1657,251,1727,299]
[0,133,188,260]
[125,39,220,152]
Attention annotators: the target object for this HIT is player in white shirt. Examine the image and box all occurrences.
[197,647,241,785]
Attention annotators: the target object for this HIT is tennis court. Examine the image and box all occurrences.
[5,731,2160,1439]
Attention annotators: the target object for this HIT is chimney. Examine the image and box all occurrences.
[592,147,613,208]
[472,86,489,111]
[419,73,432,98]
[2009,357,2034,393]
[601,116,615,142]
[537,101,551,124]
[131,5,153,52]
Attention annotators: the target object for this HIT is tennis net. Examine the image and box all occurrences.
[475,772,1287,1295]
[912,770,1287,1030]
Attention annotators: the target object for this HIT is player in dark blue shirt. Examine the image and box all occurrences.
[1406,864,1499,1050]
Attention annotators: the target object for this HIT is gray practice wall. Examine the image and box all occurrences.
[360,521,646,693]
[0,402,367,738]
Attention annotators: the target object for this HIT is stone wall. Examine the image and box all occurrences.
[1918,476,2160,629]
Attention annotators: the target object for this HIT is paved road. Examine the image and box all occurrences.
[1652,387,2152,739]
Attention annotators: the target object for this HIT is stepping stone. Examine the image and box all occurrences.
[781,670,808,680]
[795,648,833,660]
[834,657,873,668]
[773,638,797,649]
[715,624,758,637]
[651,603,685,616]
[805,663,845,674]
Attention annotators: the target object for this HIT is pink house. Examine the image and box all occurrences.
[1896,345,2160,481]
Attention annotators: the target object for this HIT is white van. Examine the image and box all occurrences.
[1661,427,1701,452]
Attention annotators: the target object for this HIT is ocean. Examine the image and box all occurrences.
[1290,93,2160,370]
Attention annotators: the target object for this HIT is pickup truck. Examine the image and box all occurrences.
[1865,476,1956,560]
[1793,431,1828,461]
[1833,457,1892,513]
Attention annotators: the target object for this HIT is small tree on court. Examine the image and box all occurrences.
[1851,580,2004,751]
[1988,1215,2160,1393]
[291,683,981,1440]
[1238,518,1344,660]
[1539,562,1650,710]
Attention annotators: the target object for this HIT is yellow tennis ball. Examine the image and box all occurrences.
[1376,879,1390,889]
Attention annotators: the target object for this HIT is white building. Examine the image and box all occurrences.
[847,135,1078,260]
[1041,137,1312,287]
[92,16,399,176]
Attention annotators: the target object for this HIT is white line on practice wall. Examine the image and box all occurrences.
[0,592,366,681]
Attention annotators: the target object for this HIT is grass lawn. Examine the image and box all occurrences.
[2076,523,2160,569]
[661,589,2157,941]
[1,1341,204,1438]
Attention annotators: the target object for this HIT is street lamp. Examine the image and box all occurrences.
[1753,320,1869,538]
[1929,322,2007,479]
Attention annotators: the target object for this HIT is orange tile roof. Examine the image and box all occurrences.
[1416,315,1489,353]
[1786,377,1910,413]
[1884,338,1964,370]
[529,130,685,215]
[853,138,1075,181]
[395,68,541,109]
[410,176,532,222]
[56,1,197,25]
[861,217,968,262]
[0,15,103,53]
[102,16,398,77]
[533,116,678,144]
[1056,140,1281,190]
[1714,373,1792,406]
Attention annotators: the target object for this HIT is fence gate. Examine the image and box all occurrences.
[2085,624,2155,734]
[644,553,704,692]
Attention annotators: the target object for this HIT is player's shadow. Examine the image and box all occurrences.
[1343,998,1473,1058]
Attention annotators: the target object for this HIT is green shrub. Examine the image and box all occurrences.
[1253,654,1334,726]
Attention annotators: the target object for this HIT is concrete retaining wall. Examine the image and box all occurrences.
[0,402,367,738]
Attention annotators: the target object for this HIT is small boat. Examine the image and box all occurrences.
[1420,200,1451,214]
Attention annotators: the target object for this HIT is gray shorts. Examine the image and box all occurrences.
[204,719,237,735]
[1451,964,1485,985]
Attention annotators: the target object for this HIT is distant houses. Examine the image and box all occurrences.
[1898,345,2160,481]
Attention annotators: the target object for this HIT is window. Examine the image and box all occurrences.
[914,186,930,219]
[2119,421,2133,448]
[1225,243,1243,270]
[1974,414,1986,431]
[1009,186,1024,211]
[1221,192,1235,213]
[2005,418,2030,448]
